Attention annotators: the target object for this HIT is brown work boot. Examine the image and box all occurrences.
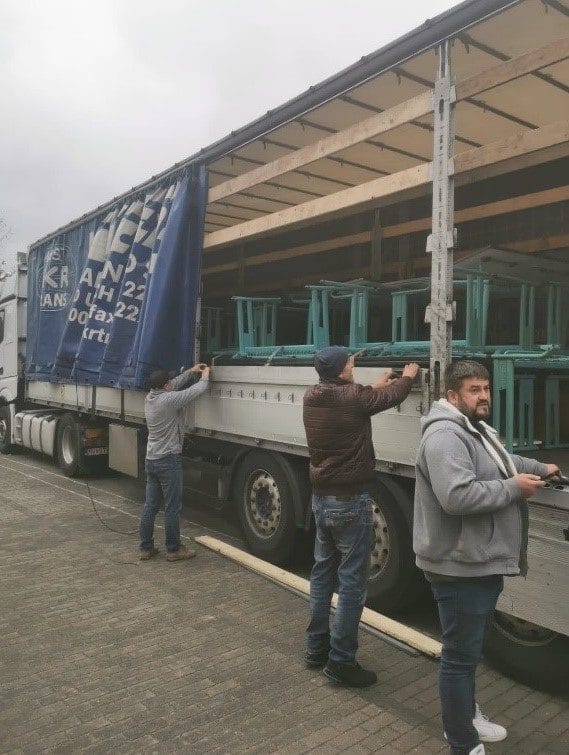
[165,545,196,562]
[140,547,159,561]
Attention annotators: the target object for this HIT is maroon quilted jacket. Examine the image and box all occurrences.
[303,376,413,495]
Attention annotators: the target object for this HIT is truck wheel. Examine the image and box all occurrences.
[484,611,569,693]
[56,414,85,477]
[366,480,419,612]
[0,406,12,454]
[233,451,297,565]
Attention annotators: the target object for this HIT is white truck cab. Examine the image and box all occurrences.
[0,254,27,451]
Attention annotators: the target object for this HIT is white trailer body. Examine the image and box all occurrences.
[1,0,569,690]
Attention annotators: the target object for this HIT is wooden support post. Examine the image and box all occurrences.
[237,245,246,293]
[370,209,383,281]
[397,202,411,280]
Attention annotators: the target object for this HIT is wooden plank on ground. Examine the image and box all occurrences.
[195,534,442,659]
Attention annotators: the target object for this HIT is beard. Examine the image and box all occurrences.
[461,400,491,421]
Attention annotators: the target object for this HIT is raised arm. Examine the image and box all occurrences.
[356,363,419,415]
[170,363,209,391]
[160,373,210,410]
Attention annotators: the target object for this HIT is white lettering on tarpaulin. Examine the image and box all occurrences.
[82,326,109,344]
[68,308,88,325]
[38,245,76,312]
[101,261,124,284]
[41,292,68,308]
[96,285,114,303]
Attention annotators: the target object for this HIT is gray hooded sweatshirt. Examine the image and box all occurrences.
[413,399,548,578]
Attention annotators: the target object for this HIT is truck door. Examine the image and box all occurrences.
[0,301,19,394]
[0,306,6,378]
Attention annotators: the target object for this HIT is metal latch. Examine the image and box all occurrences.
[424,301,456,324]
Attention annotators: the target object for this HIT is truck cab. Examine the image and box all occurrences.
[0,254,27,452]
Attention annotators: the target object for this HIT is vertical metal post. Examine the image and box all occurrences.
[519,284,535,348]
[426,40,456,403]
[547,284,561,345]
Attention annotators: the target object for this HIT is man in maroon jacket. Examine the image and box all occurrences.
[303,346,419,687]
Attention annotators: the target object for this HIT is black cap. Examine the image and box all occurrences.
[314,346,350,379]
[148,369,170,389]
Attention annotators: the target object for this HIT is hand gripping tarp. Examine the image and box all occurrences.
[26,165,207,390]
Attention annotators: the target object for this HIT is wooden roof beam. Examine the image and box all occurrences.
[457,34,569,100]
[208,34,569,210]
[202,184,569,276]
[208,91,434,204]
[203,117,569,250]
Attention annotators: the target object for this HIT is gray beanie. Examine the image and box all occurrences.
[314,346,350,379]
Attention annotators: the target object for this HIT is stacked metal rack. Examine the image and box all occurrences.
[202,248,569,452]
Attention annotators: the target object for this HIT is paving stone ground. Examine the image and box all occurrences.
[1,455,568,754]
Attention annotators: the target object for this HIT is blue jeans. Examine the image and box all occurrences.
[431,576,504,755]
[139,454,183,553]
[307,493,373,664]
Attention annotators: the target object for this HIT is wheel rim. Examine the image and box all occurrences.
[61,426,76,467]
[244,468,281,539]
[492,611,558,647]
[370,502,390,577]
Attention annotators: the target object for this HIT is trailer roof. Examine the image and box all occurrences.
[30,0,569,251]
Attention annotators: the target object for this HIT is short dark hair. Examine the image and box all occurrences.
[444,360,490,393]
[149,369,170,389]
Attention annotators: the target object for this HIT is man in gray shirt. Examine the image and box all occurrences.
[139,363,210,561]
[414,360,559,755]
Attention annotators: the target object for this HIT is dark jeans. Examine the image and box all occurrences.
[431,576,503,755]
[307,493,373,664]
[139,453,183,553]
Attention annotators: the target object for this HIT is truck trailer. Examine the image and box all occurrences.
[1,0,569,689]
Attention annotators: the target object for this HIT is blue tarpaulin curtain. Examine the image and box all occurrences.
[26,164,207,390]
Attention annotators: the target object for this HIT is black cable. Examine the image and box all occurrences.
[74,378,139,537]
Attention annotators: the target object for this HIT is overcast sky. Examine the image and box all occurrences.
[0,0,456,262]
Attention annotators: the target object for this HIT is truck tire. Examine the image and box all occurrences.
[233,450,297,565]
[0,406,12,454]
[484,611,569,693]
[366,480,419,612]
[56,414,86,477]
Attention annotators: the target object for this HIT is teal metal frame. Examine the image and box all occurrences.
[219,277,569,452]
[202,306,223,352]
[232,296,280,354]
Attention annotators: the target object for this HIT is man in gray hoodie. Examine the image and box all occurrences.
[414,360,559,755]
[139,363,210,561]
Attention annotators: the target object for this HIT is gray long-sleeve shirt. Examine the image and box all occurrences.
[145,370,209,460]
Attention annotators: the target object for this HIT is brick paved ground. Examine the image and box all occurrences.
[1,456,568,754]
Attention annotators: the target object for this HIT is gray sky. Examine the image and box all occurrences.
[1,0,456,262]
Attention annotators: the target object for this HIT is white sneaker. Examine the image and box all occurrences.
[473,703,507,742]
[469,746,485,755]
